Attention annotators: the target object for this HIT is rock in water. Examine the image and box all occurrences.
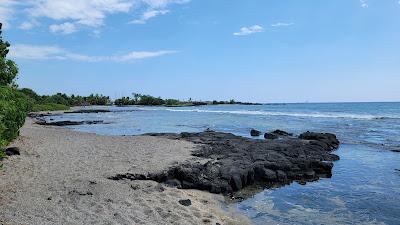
[110,131,340,194]
[264,129,293,140]
[299,131,339,150]
[64,109,111,114]
[250,129,261,136]
[35,120,107,126]
[271,130,293,136]
[264,133,278,140]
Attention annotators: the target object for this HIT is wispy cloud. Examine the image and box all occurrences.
[2,0,191,33]
[360,0,368,8]
[18,20,40,30]
[9,44,178,62]
[129,9,169,24]
[129,0,189,25]
[8,44,66,60]
[49,22,77,34]
[141,0,190,8]
[28,0,134,27]
[0,0,18,29]
[271,22,293,27]
[233,25,264,36]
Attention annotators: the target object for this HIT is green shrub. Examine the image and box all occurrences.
[19,88,41,102]
[0,148,6,160]
[137,95,165,106]
[115,96,135,106]
[165,99,180,106]
[0,23,18,88]
[31,103,70,112]
[0,86,31,149]
[0,23,29,164]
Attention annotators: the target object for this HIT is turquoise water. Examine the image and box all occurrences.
[47,102,400,224]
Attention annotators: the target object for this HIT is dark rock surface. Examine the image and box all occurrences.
[64,109,111,114]
[35,120,107,126]
[264,133,278,140]
[250,129,261,137]
[299,131,340,150]
[5,147,20,156]
[178,199,192,206]
[271,129,293,136]
[264,129,293,140]
[109,131,340,195]
[28,112,62,118]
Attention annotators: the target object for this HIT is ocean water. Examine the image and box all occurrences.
[46,102,400,225]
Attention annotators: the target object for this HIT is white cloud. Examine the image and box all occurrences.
[2,0,190,33]
[49,22,77,34]
[129,9,169,24]
[271,22,293,27]
[233,25,264,36]
[360,0,368,8]
[28,0,134,27]
[114,50,177,61]
[142,0,190,9]
[129,0,189,25]
[63,50,178,62]
[18,20,39,30]
[0,0,18,29]
[9,44,177,62]
[8,44,65,60]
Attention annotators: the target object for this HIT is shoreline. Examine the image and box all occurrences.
[0,117,251,225]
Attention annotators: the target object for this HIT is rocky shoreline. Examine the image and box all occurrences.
[109,130,340,196]
[31,112,340,196]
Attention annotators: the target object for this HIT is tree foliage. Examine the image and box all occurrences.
[0,23,27,160]
[20,89,112,108]
[0,23,18,87]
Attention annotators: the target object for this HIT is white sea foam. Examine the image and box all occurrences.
[139,108,397,120]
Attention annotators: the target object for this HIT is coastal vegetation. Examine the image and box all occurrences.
[27,92,112,110]
[0,24,29,160]
[114,93,259,107]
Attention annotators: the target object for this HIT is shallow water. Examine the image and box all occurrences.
[237,145,400,225]
[46,102,400,224]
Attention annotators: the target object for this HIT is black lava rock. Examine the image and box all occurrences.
[110,131,340,195]
[36,120,106,126]
[64,109,111,114]
[250,129,261,136]
[299,131,339,150]
[264,129,293,140]
[5,147,20,156]
[264,133,278,139]
[271,130,293,136]
[178,199,192,206]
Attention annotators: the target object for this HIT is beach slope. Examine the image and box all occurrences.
[0,118,249,225]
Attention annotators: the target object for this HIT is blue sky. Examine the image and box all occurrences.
[1,0,400,103]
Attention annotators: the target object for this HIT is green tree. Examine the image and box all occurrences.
[0,23,18,87]
[132,92,142,104]
[0,23,30,162]
[19,88,40,102]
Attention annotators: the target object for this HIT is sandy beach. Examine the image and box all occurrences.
[0,118,250,225]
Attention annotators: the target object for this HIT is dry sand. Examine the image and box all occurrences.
[0,118,251,225]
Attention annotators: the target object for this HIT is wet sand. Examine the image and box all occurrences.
[0,118,250,225]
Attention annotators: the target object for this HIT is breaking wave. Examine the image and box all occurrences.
[136,108,400,120]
